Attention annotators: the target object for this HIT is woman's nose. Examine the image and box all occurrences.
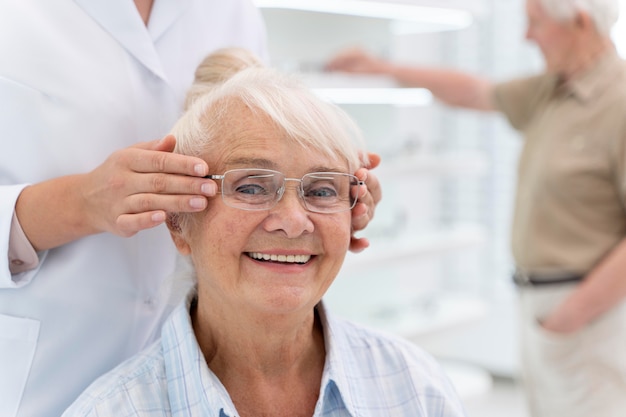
[265,185,314,237]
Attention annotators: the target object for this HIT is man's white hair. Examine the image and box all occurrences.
[538,0,620,35]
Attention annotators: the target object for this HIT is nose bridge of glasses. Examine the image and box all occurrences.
[276,177,305,202]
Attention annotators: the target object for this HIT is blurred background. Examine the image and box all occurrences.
[253,0,626,415]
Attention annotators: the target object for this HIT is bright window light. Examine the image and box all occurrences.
[254,0,473,30]
[612,0,626,57]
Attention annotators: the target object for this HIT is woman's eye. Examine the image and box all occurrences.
[235,183,268,195]
[306,185,338,198]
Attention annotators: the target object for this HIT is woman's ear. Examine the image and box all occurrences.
[166,213,192,255]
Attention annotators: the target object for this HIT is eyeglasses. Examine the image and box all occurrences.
[205,168,364,214]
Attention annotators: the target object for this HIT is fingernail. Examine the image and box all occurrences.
[190,197,207,209]
[152,212,166,222]
[194,164,206,176]
[201,182,217,195]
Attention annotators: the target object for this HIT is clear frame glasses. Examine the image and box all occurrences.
[205,168,364,214]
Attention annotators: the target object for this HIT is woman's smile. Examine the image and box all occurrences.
[246,252,313,264]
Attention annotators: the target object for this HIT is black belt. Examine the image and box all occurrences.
[513,270,585,286]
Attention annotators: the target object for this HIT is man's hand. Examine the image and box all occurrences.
[325,48,389,75]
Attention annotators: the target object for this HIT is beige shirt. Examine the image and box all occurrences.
[494,50,626,273]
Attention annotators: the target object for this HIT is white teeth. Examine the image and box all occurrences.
[248,252,311,264]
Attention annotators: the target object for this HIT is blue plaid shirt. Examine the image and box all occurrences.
[63,298,467,417]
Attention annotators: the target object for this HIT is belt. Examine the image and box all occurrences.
[513,270,585,286]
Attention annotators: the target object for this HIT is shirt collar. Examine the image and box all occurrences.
[161,295,363,417]
[316,302,358,416]
[560,48,624,103]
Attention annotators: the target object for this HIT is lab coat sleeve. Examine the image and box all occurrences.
[0,184,46,288]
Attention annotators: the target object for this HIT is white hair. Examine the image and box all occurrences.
[172,66,366,173]
[168,49,368,231]
[537,0,620,35]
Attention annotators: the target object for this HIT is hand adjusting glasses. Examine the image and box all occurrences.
[205,168,364,214]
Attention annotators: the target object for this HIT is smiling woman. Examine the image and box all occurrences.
[62,48,467,417]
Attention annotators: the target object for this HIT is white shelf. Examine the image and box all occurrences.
[314,87,432,105]
[328,292,489,339]
[378,151,489,176]
[343,223,487,271]
[255,0,477,31]
[302,72,400,88]
[300,72,433,106]
[259,1,484,70]
[371,293,488,338]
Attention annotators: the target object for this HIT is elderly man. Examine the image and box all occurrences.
[327,1,626,416]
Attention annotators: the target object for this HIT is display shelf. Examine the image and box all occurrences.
[378,151,489,176]
[313,87,431,105]
[260,1,494,371]
[300,72,433,106]
[342,223,487,271]
[324,290,488,339]
[303,72,400,88]
[255,0,477,31]
[365,293,488,339]
[257,1,486,70]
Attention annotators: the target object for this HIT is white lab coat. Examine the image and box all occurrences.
[0,1,267,415]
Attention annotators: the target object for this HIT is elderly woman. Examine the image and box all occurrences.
[63,49,466,417]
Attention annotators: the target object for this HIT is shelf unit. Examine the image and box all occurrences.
[257,0,490,342]
[257,0,495,398]
[342,224,486,271]
[297,72,431,108]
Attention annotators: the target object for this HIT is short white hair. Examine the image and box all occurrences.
[172,67,366,173]
[538,0,620,35]
[168,51,368,235]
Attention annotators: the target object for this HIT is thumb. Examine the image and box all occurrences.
[152,135,177,152]
[132,135,177,152]
[366,152,381,169]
